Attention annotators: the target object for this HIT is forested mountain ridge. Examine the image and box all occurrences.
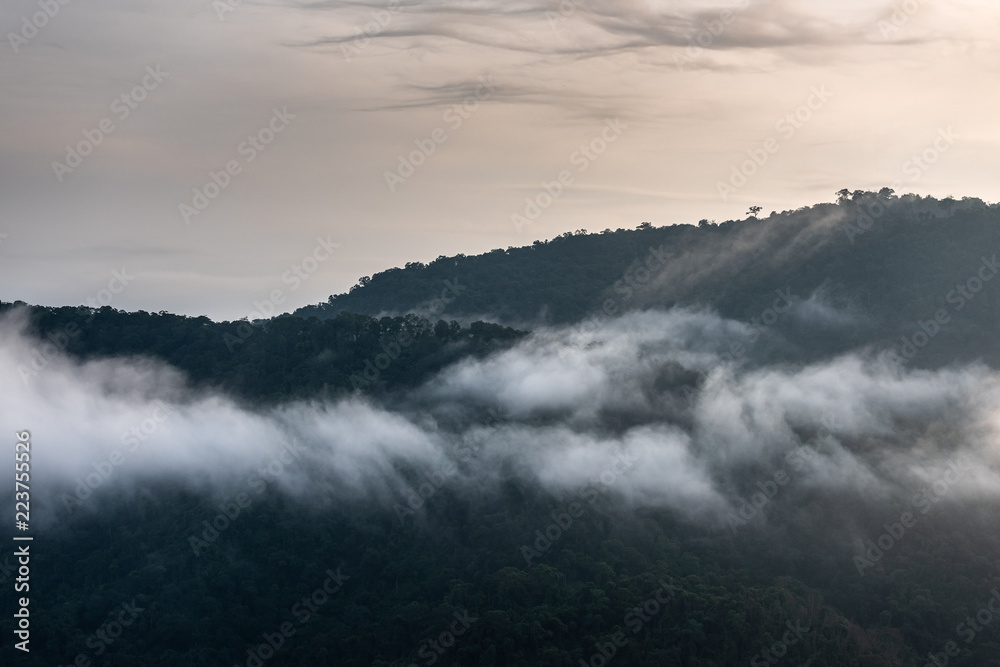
[5,191,1000,666]
[298,190,1000,367]
[11,189,999,400]
[0,304,525,404]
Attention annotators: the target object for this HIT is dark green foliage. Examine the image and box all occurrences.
[6,190,1000,665]
[298,192,1000,368]
[0,304,525,404]
[4,480,1000,665]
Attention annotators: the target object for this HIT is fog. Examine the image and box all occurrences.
[3,304,999,533]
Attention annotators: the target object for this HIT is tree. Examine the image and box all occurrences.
[748,206,762,218]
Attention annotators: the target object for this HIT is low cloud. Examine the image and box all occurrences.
[4,305,1000,534]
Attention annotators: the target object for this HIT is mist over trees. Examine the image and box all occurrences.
[299,191,1000,366]
[4,191,1000,666]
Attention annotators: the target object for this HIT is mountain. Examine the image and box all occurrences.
[5,190,1000,666]
[298,190,1000,368]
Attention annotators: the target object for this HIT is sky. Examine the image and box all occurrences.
[1,0,999,321]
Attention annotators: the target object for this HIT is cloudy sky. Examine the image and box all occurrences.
[2,0,998,320]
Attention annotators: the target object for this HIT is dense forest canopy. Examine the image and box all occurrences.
[0,305,525,405]
[297,191,1000,368]
[4,191,1000,666]
[301,193,994,315]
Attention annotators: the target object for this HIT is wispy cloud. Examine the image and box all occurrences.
[6,305,1000,536]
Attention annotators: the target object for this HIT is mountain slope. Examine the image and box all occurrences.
[297,191,1000,366]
